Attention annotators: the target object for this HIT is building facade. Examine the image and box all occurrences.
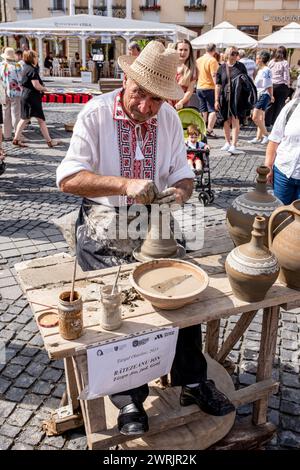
[223,0,300,39]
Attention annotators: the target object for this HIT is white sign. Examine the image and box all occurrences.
[81,328,179,399]
[81,71,92,83]
[101,35,112,44]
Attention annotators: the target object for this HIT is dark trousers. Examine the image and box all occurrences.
[76,200,208,410]
[110,325,207,409]
[265,83,289,127]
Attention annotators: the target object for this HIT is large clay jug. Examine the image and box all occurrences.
[269,199,300,290]
[226,216,279,302]
[226,166,282,247]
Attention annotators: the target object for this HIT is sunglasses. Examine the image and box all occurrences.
[189,133,199,137]
[230,51,238,56]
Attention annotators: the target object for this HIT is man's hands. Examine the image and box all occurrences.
[154,187,185,205]
[124,180,190,205]
[124,179,158,204]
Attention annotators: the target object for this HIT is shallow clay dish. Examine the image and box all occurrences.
[37,311,59,328]
[130,259,209,310]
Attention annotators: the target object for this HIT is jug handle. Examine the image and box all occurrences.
[268,204,294,249]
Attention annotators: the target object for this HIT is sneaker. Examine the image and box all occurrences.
[180,380,235,416]
[228,145,243,155]
[261,135,269,144]
[247,137,261,144]
[220,143,231,151]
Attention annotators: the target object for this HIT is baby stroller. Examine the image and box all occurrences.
[178,107,214,205]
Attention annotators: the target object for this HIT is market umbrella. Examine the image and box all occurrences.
[258,22,300,48]
[191,21,257,49]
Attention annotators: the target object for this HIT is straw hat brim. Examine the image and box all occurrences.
[1,54,15,61]
[118,55,184,102]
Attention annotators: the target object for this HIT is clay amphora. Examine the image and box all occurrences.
[226,166,282,247]
[269,199,300,290]
[226,216,279,302]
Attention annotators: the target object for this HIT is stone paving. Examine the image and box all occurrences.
[0,102,299,450]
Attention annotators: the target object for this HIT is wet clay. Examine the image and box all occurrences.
[138,267,201,297]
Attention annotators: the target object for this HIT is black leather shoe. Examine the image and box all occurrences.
[180,379,235,416]
[118,402,149,436]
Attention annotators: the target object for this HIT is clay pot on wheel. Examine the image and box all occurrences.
[226,216,279,302]
[269,199,300,290]
[226,166,282,247]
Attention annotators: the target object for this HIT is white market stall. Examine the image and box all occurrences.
[258,22,300,48]
[0,14,197,75]
[191,21,257,49]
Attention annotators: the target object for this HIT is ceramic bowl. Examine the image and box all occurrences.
[130,258,209,310]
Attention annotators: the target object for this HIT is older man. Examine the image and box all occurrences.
[57,41,234,437]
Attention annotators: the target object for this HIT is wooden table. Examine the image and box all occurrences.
[15,244,300,450]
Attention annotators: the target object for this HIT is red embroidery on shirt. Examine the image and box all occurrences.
[113,91,158,195]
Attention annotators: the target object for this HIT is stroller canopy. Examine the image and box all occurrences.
[177,108,206,138]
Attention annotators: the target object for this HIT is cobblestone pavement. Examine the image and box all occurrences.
[0,103,299,450]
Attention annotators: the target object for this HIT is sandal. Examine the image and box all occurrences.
[118,403,149,436]
[12,139,28,148]
[206,130,218,139]
[47,139,61,148]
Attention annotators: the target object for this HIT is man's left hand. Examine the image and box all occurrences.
[155,187,185,205]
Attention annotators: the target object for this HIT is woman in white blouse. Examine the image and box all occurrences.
[265,79,300,204]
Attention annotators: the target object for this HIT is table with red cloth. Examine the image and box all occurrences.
[42,88,102,104]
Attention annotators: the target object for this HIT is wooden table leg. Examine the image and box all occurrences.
[72,355,107,449]
[205,319,220,359]
[253,306,280,425]
[217,311,257,364]
[64,357,80,411]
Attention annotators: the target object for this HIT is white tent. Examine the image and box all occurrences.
[191,21,257,49]
[0,14,197,74]
[258,22,300,48]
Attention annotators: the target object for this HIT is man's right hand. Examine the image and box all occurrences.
[124,179,157,204]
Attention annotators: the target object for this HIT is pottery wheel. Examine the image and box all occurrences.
[133,243,186,262]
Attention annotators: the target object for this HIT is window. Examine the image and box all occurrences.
[19,0,30,9]
[145,1,159,6]
[53,0,64,10]
[272,25,282,33]
[189,0,204,6]
[237,25,259,40]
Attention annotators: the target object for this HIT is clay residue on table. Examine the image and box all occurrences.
[121,287,144,308]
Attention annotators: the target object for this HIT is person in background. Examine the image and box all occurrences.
[248,50,273,145]
[215,46,248,155]
[13,50,60,148]
[128,41,141,57]
[44,52,54,76]
[265,76,300,204]
[265,46,290,128]
[174,39,197,111]
[185,124,209,174]
[196,43,219,138]
[0,47,23,141]
[238,49,256,80]
[15,49,25,68]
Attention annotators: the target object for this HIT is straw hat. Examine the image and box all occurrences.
[1,47,16,61]
[118,40,184,101]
